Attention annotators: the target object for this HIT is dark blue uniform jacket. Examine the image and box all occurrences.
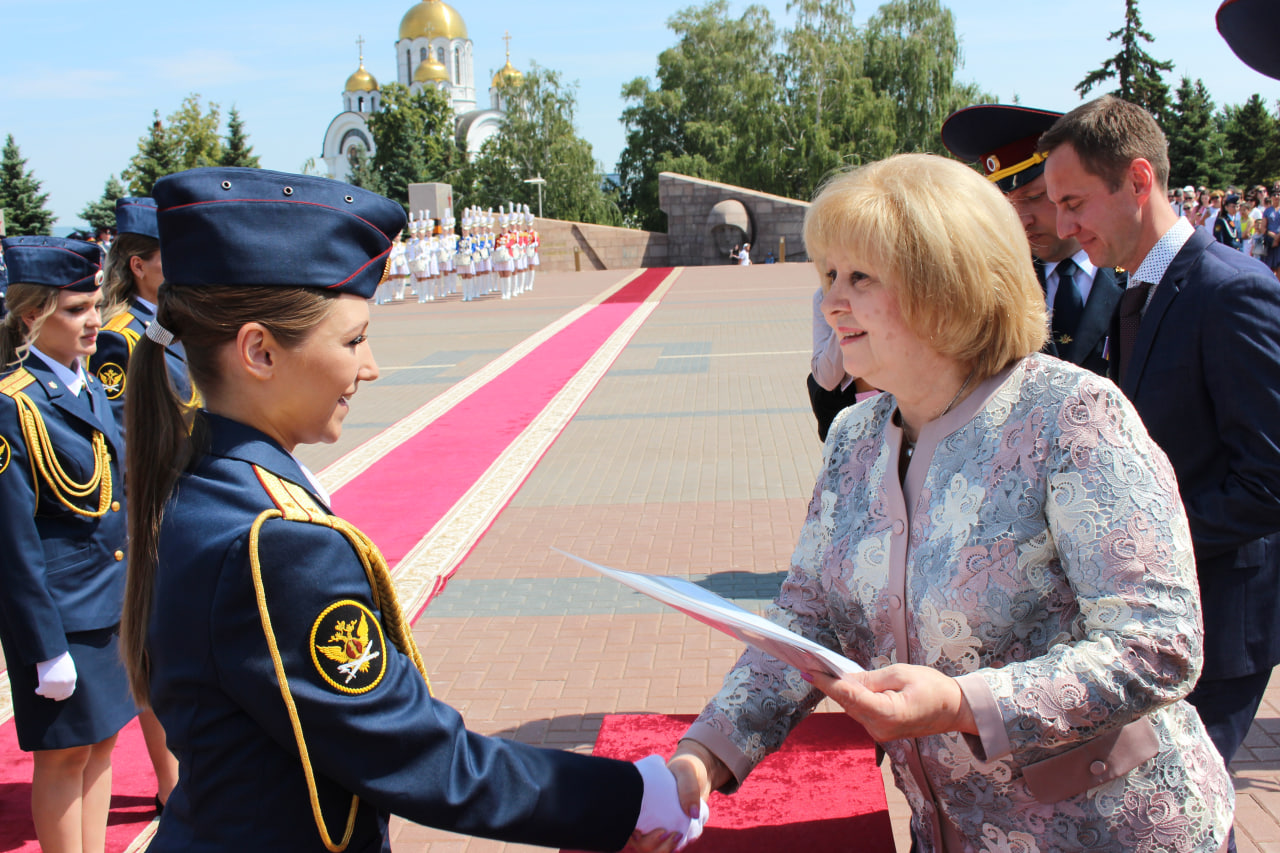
[88,297,192,426]
[147,414,642,853]
[0,358,127,666]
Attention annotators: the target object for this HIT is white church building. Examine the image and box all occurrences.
[321,0,524,180]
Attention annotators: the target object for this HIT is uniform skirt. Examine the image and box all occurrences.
[8,626,137,751]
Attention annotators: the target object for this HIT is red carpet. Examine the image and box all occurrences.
[330,268,672,586]
[0,717,156,853]
[566,713,895,853]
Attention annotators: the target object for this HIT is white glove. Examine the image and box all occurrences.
[35,651,77,701]
[633,754,709,850]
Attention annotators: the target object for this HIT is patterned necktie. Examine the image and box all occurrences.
[1051,258,1084,347]
[1117,281,1153,383]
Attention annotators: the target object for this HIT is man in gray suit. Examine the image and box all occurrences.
[942,105,1123,376]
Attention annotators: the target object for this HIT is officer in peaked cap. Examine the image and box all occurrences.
[118,167,701,853]
[1218,0,1280,80]
[90,197,192,431]
[942,104,1124,376]
[0,236,137,852]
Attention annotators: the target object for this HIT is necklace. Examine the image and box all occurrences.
[903,369,976,459]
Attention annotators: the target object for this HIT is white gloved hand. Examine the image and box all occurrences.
[633,754,709,850]
[35,651,77,701]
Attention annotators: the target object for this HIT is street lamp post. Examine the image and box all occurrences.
[523,175,546,219]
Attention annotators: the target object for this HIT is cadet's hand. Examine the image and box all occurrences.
[632,754,709,850]
[34,651,77,702]
[803,663,977,743]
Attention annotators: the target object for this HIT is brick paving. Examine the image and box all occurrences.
[292,263,1280,852]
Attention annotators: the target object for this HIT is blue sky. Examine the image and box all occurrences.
[2,0,1275,228]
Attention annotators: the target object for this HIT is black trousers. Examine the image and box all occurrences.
[807,373,864,443]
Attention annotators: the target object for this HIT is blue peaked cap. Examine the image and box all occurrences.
[154,167,407,299]
[0,237,104,292]
[115,197,159,240]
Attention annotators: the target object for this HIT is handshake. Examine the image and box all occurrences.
[630,755,709,851]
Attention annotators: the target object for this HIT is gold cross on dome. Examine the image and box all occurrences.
[356,35,365,64]
[503,30,512,59]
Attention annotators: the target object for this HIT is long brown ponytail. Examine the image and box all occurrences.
[120,283,336,704]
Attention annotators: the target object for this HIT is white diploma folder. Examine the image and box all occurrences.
[555,548,864,679]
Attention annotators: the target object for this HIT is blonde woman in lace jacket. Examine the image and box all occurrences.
[666,154,1233,853]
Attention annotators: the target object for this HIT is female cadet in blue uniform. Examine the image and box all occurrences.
[0,236,136,853]
[89,197,191,426]
[86,196,183,809]
[117,167,704,853]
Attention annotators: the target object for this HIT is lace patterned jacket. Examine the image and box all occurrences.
[687,354,1233,853]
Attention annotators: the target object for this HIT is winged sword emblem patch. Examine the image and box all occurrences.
[310,600,387,694]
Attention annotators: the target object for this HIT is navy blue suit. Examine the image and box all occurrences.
[1111,227,1280,763]
[87,298,191,426]
[0,358,134,749]
[146,414,642,853]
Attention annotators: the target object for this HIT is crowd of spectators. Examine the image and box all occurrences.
[1173,182,1280,269]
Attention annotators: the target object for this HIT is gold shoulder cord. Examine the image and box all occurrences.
[247,465,431,853]
[0,370,111,517]
[85,314,141,372]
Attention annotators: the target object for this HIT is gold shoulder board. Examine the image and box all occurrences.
[0,369,36,399]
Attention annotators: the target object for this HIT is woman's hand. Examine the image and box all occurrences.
[804,664,977,742]
[667,738,731,818]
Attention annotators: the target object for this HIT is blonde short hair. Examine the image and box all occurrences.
[803,153,1048,380]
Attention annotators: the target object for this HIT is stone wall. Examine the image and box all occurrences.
[658,172,810,266]
[533,218,669,273]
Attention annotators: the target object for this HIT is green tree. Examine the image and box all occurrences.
[167,94,224,169]
[471,64,619,224]
[615,0,989,229]
[220,106,261,168]
[357,83,465,212]
[1076,0,1173,121]
[617,0,783,231]
[862,0,988,156]
[775,0,896,199]
[122,113,181,196]
[79,174,127,233]
[1223,95,1280,190]
[1167,78,1234,189]
[0,135,55,236]
[345,147,385,195]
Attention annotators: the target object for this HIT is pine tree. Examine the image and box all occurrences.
[122,112,181,196]
[1223,95,1280,190]
[219,106,261,168]
[1076,0,1173,121]
[0,134,56,236]
[1167,78,1234,189]
[78,174,127,233]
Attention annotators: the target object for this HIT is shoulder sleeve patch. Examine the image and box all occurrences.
[310,599,386,694]
[0,435,10,475]
[95,363,126,399]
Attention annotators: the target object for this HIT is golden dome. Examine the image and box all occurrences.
[399,0,467,41]
[491,58,523,89]
[413,56,450,84]
[345,63,378,92]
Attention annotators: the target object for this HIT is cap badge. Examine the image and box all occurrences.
[985,155,1000,174]
[310,600,386,694]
